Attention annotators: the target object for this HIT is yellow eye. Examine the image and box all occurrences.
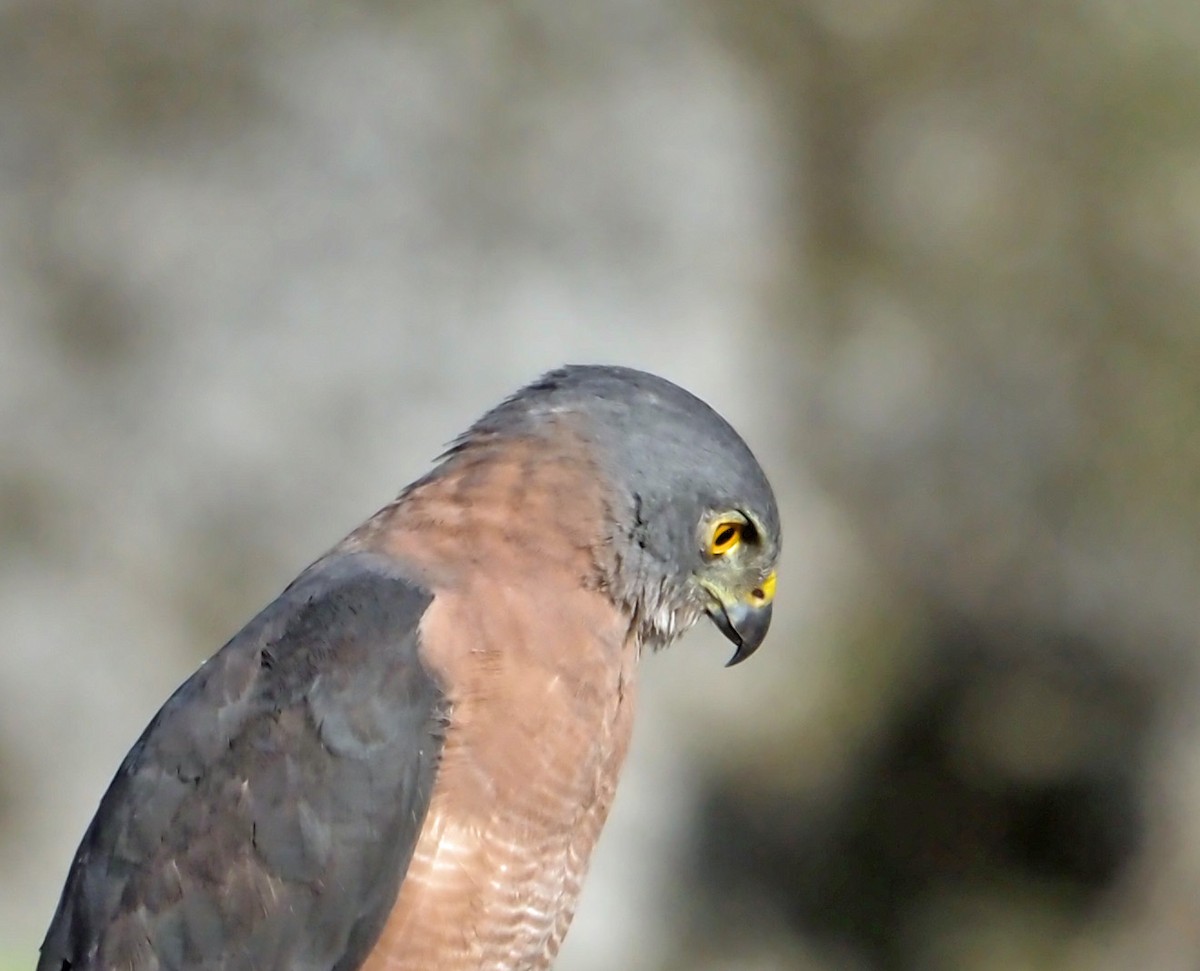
[708,521,743,556]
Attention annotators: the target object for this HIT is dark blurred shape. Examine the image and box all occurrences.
[686,614,1154,970]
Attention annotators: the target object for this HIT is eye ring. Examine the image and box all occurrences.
[708,521,743,556]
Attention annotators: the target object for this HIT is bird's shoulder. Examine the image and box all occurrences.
[137,548,443,772]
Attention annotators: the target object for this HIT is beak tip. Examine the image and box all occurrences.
[707,599,772,668]
[724,643,754,667]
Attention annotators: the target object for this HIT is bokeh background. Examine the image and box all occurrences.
[3,1,1199,969]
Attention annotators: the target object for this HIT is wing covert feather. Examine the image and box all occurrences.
[38,551,446,971]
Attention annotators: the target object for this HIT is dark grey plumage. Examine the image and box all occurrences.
[464,365,779,541]
[39,553,445,971]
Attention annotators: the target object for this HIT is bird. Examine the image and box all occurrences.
[38,364,781,971]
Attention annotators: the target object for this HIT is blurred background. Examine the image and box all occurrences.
[2,1,1198,968]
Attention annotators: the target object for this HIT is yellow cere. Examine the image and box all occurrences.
[749,571,777,605]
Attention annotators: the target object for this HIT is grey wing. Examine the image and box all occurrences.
[37,551,447,971]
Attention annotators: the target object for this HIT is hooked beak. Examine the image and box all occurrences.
[707,597,774,667]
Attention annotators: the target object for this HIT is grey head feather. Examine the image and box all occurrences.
[452,365,781,646]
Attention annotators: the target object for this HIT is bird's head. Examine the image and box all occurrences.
[463,365,780,663]
[687,508,779,665]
